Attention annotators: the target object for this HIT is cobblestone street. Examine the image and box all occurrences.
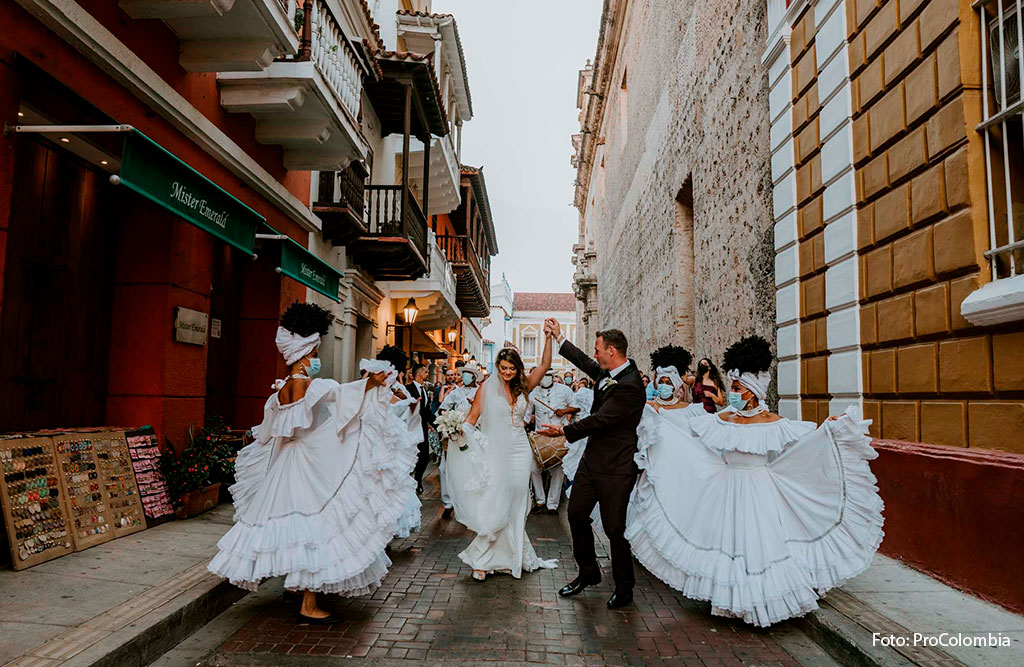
[197,468,833,666]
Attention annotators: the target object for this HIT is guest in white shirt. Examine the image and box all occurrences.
[525,370,580,514]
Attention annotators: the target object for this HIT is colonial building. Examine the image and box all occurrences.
[570,0,777,381]
[0,0,499,448]
[572,0,1024,613]
[510,293,578,374]
[764,0,1024,612]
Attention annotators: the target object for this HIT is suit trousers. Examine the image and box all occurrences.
[566,462,638,593]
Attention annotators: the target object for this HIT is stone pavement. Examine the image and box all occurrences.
[1,505,240,667]
[196,467,835,666]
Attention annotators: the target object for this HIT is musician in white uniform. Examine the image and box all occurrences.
[525,370,580,513]
[436,362,484,519]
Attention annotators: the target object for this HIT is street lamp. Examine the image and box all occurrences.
[462,349,470,362]
[447,329,457,344]
[403,298,419,325]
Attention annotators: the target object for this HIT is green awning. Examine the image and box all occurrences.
[259,224,343,301]
[118,130,263,254]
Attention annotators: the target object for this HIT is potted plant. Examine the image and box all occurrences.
[162,418,235,519]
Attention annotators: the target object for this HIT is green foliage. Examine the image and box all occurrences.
[161,416,236,506]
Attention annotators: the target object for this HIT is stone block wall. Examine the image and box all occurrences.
[579,0,776,375]
[848,0,1024,453]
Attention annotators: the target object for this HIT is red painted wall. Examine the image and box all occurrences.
[874,439,1024,613]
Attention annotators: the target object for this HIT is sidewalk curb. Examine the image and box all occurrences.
[798,605,916,667]
[62,577,246,667]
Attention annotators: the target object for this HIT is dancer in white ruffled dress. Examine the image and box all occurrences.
[208,304,419,624]
[626,335,884,627]
[374,345,423,539]
[444,339,559,581]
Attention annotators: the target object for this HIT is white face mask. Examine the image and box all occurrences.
[540,377,553,388]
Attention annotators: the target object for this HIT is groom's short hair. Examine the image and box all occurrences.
[596,329,628,355]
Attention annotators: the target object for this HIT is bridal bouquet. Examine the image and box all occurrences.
[435,409,469,451]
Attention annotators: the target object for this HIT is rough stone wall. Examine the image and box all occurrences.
[583,0,775,375]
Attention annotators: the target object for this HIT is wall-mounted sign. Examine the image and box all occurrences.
[118,131,263,254]
[174,307,208,345]
[210,318,222,339]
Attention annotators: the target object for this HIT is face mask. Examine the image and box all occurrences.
[565,375,573,384]
[461,372,474,386]
[656,384,675,399]
[305,358,321,377]
[541,377,553,388]
[728,392,747,411]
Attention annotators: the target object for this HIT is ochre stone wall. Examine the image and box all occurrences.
[581,0,776,375]
[848,0,1024,453]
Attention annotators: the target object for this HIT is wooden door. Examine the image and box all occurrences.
[0,139,116,432]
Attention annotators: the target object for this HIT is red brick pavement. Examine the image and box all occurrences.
[208,466,815,666]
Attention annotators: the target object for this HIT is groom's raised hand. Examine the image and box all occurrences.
[544,319,562,340]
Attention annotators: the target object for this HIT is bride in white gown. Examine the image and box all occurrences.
[443,336,559,581]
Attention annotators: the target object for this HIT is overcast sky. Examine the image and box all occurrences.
[436,0,602,295]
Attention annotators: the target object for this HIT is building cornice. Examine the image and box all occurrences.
[15,0,322,233]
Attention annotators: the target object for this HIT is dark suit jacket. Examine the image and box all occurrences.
[405,382,434,442]
[559,340,647,475]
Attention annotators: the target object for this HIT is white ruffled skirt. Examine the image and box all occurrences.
[208,395,419,596]
[625,408,884,627]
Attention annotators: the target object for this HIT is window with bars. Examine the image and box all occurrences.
[978,0,1024,279]
[521,333,538,358]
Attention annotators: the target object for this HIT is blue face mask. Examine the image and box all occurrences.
[461,372,474,386]
[656,384,675,399]
[306,358,321,377]
[728,391,747,411]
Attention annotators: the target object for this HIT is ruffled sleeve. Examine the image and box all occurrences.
[689,412,816,455]
[253,379,339,444]
[824,405,875,458]
[334,378,369,437]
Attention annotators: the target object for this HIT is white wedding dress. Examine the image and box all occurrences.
[208,378,419,595]
[443,377,557,577]
[626,404,884,627]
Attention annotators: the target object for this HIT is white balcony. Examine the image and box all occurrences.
[380,230,461,331]
[217,0,372,170]
[407,132,461,216]
[119,0,300,72]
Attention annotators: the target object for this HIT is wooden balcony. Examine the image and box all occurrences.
[436,234,490,317]
[350,185,429,280]
[313,161,368,246]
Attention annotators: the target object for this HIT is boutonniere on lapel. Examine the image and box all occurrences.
[600,378,618,391]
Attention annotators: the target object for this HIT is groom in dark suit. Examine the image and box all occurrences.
[537,320,647,609]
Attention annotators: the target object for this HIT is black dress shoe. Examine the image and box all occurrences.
[297,612,343,625]
[559,575,601,597]
[441,506,454,519]
[606,591,633,609]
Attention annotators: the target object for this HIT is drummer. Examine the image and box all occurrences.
[525,370,580,515]
[436,361,484,519]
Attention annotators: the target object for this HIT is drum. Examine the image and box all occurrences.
[530,434,568,471]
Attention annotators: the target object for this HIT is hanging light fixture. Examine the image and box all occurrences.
[403,298,419,325]
[447,329,457,344]
[462,349,470,361]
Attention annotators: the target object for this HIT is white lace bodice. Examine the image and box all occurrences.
[509,393,528,428]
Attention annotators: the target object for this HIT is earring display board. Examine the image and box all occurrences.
[93,431,147,538]
[0,437,75,570]
[124,427,175,525]
[51,434,115,551]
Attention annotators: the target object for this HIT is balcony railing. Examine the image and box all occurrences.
[364,185,429,261]
[436,234,491,315]
[314,161,368,245]
[287,0,364,120]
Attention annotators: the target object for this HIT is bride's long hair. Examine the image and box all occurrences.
[495,347,528,400]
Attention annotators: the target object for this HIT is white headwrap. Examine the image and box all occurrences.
[360,359,399,387]
[728,369,771,403]
[275,326,320,366]
[654,366,683,391]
